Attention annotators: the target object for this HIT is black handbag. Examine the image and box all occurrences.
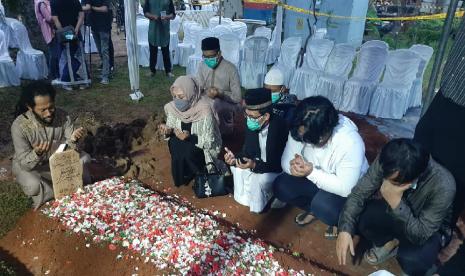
[193,162,231,198]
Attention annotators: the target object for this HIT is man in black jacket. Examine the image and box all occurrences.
[336,139,456,276]
[224,88,288,213]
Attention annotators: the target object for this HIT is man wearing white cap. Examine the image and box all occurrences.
[264,69,297,125]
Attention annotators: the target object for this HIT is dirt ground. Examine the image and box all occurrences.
[0,111,401,276]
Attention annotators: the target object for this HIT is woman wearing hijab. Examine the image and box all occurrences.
[159,76,223,186]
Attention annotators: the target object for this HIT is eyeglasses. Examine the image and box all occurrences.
[244,111,263,121]
[202,53,219,58]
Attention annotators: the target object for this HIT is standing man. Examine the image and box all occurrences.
[224,88,288,213]
[144,0,175,78]
[51,0,85,90]
[82,0,113,85]
[11,81,91,210]
[336,139,456,276]
[197,37,242,136]
[34,0,60,82]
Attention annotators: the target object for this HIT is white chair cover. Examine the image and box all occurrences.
[4,18,20,48]
[212,24,233,38]
[186,28,211,75]
[208,16,233,29]
[230,21,247,46]
[408,44,434,107]
[82,26,98,54]
[339,46,388,114]
[254,26,272,40]
[314,28,327,39]
[270,36,302,88]
[240,36,269,89]
[168,17,182,65]
[369,49,421,119]
[0,30,20,87]
[316,43,356,108]
[289,38,334,100]
[9,20,48,80]
[178,21,201,67]
[361,39,389,50]
[266,7,283,65]
[219,33,241,69]
[136,17,150,67]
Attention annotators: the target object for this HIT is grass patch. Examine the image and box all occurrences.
[0,260,16,276]
[0,181,31,239]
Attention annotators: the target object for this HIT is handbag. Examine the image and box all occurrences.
[193,162,231,198]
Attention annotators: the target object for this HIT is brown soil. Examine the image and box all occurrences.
[0,114,397,275]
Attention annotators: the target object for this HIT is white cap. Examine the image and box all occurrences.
[264,69,284,86]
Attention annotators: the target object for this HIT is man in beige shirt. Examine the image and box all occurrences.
[196,37,242,136]
[11,81,91,209]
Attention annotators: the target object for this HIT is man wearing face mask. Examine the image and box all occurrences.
[196,37,242,136]
[11,81,91,210]
[264,68,297,126]
[336,139,456,276]
[272,96,368,239]
[224,88,288,213]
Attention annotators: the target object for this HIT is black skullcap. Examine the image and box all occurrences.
[244,88,272,110]
[201,37,220,51]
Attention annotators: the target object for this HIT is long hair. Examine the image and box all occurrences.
[15,81,56,117]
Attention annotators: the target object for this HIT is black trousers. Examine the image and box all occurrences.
[414,92,465,222]
[273,173,346,227]
[358,200,443,276]
[149,44,171,74]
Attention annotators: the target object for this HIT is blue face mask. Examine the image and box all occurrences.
[204,57,218,69]
[246,117,261,131]
[271,92,281,104]
[174,98,190,112]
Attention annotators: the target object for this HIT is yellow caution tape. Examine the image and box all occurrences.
[245,0,464,21]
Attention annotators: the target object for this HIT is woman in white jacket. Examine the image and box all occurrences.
[272,96,368,239]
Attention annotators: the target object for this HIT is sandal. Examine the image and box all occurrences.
[324,226,338,240]
[364,244,399,265]
[294,212,316,227]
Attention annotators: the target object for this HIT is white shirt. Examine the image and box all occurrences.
[281,115,369,197]
[258,125,269,162]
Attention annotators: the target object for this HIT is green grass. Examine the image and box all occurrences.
[0,181,31,239]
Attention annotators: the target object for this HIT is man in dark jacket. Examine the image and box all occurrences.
[224,88,288,213]
[336,139,456,276]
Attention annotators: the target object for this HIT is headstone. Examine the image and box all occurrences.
[49,149,83,199]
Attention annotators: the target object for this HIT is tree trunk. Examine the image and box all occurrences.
[3,0,47,52]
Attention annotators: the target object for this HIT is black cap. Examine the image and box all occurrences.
[244,88,272,110]
[201,37,220,51]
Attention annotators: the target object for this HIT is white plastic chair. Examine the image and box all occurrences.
[0,30,20,87]
[186,29,211,75]
[369,49,422,119]
[4,18,19,48]
[339,46,388,114]
[266,6,283,65]
[408,44,434,107]
[136,17,150,67]
[270,37,302,88]
[208,16,233,29]
[230,21,247,46]
[178,21,201,67]
[240,36,269,89]
[254,26,272,40]
[219,33,241,69]
[289,38,334,100]
[316,43,356,108]
[9,20,48,80]
[314,28,327,39]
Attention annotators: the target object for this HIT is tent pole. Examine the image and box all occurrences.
[421,0,460,116]
[219,0,222,24]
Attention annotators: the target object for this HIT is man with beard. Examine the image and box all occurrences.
[11,81,91,210]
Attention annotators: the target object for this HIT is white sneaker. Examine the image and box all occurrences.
[100,79,109,85]
[51,78,60,85]
[270,198,286,209]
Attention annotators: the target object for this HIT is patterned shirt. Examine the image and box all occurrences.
[440,17,465,107]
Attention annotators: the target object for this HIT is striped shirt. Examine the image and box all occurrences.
[441,17,465,106]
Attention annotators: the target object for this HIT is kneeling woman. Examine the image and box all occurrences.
[159,76,223,186]
[273,96,368,239]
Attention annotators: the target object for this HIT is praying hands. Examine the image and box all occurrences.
[290,154,313,177]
